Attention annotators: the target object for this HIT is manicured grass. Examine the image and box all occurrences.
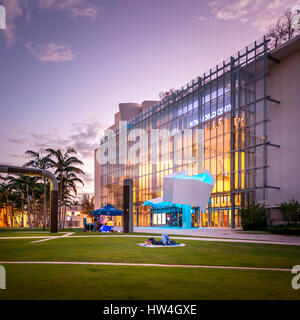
[71,231,213,238]
[0,237,299,269]
[0,233,65,237]
[0,264,298,300]
[0,230,271,241]
[0,228,80,233]
[0,227,276,239]
[0,237,299,300]
[72,231,279,242]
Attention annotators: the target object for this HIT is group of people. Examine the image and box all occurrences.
[93,217,113,230]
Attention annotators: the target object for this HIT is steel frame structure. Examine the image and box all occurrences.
[98,36,280,228]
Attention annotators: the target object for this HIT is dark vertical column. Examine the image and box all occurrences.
[253,41,258,204]
[230,57,236,229]
[237,52,242,228]
[136,204,139,227]
[244,46,250,205]
[50,190,58,233]
[263,37,268,201]
[123,179,133,233]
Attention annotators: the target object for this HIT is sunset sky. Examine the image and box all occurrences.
[0,0,298,194]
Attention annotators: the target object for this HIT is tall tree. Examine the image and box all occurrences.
[266,18,286,49]
[283,9,298,41]
[25,150,53,229]
[46,148,84,229]
[80,194,95,216]
[23,176,38,229]
[0,177,10,227]
[7,175,26,227]
[0,176,22,228]
[267,8,300,49]
[60,173,84,229]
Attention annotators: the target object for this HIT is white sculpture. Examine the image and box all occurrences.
[163,170,215,211]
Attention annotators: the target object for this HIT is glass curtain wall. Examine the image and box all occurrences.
[98,37,271,228]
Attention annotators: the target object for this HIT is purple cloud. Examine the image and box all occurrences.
[9,138,28,144]
[207,0,297,32]
[26,41,75,62]
[7,117,104,191]
[1,0,103,46]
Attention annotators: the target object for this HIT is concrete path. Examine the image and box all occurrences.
[62,232,75,237]
[0,261,291,272]
[30,232,74,243]
[134,227,300,245]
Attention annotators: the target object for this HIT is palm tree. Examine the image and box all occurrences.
[0,177,10,227]
[7,175,26,227]
[0,176,21,228]
[25,150,53,229]
[60,173,84,229]
[6,185,19,228]
[46,148,84,229]
[23,176,38,229]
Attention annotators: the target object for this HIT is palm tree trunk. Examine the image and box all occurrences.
[61,205,64,230]
[34,208,37,228]
[4,204,8,227]
[21,192,24,228]
[10,205,14,228]
[26,184,32,229]
[62,205,67,230]
[15,216,20,227]
[47,205,50,227]
[59,179,63,229]
[32,193,37,228]
[43,180,47,230]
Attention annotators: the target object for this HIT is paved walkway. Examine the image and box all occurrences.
[30,232,74,243]
[134,227,300,245]
[0,261,290,272]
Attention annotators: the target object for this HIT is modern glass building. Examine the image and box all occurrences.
[95,35,300,228]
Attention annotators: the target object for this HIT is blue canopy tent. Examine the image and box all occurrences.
[90,204,123,232]
[91,204,124,216]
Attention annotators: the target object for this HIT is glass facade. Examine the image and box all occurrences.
[97,37,273,228]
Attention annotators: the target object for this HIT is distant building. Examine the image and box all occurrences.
[63,206,89,229]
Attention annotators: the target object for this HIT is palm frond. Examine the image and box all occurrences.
[25,150,40,159]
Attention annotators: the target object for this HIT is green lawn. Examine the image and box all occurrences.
[0,233,65,237]
[71,231,273,240]
[0,228,69,237]
[0,264,298,300]
[0,228,77,232]
[0,236,299,299]
[0,237,299,268]
[0,227,280,239]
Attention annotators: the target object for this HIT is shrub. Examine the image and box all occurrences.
[240,202,267,231]
[278,199,300,225]
[268,225,300,235]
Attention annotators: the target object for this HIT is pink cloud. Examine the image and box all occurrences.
[208,0,298,32]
